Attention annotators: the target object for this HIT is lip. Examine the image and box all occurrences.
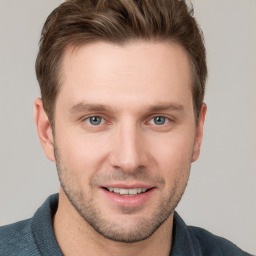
[100,184,156,208]
[101,183,153,189]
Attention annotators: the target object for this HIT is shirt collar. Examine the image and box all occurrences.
[170,212,203,255]
[32,194,63,256]
[31,194,202,256]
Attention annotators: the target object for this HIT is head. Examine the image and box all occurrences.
[36,0,207,125]
[34,0,207,243]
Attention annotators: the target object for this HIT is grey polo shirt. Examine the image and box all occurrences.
[0,194,253,255]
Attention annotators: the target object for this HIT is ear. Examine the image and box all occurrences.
[34,98,56,162]
[192,103,207,162]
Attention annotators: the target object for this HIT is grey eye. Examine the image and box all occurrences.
[153,116,166,125]
[87,116,103,126]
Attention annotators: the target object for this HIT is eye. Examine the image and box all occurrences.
[85,116,105,126]
[149,116,169,125]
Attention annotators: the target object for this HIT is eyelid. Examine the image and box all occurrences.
[81,113,105,121]
[146,114,174,124]
[80,113,174,127]
[82,114,113,128]
[84,116,105,125]
[150,116,169,125]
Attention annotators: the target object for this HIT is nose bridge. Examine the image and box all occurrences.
[111,119,145,172]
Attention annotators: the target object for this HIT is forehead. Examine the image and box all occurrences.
[58,40,193,111]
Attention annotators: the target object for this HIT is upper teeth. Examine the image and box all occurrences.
[107,188,148,195]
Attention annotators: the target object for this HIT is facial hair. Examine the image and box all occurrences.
[54,145,190,243]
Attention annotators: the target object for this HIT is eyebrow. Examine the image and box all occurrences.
[69,103,110,114]
[146,103,184,113]
[69,102,184,114]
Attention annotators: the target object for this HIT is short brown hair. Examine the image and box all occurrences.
[36,0,207,124]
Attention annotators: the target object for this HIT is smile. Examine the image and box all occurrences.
[101,185,156,207]
[105,187,149,196]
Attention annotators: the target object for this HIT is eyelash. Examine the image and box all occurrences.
[84,116,106,126]
[83,115,172,127]
[148,116,171,126]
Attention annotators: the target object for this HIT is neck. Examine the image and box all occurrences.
[53,190,173,256]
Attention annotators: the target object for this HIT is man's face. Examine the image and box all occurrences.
[48,41,205,242]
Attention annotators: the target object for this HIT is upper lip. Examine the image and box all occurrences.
[100,183,155,189]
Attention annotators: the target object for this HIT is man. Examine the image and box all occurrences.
[0,0,254,255]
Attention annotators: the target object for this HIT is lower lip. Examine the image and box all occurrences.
[100,188,155,208]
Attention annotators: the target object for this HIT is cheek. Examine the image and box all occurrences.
[55,130,111,177]
[148,134,194,196]
[148,131,195,174]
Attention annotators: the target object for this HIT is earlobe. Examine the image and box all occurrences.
[34,98,56,162]
[192,103,207,162]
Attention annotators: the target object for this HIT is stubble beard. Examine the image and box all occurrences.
[54,146,190,243]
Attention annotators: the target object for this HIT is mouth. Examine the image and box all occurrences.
[102,187,153,196]
[100,184,156,207]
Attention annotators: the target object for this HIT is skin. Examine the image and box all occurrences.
[34,40,206,256]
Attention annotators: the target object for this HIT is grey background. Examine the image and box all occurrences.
[0,0,255,254]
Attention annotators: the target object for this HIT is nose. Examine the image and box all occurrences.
[109,121,146,173]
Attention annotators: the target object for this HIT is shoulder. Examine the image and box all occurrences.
[188,225,254,256]
[0,218,40,256]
